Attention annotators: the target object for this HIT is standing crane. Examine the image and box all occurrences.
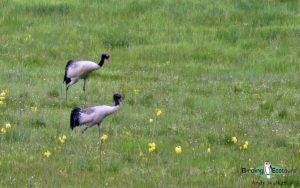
[63,53,110,100]
[70,92,122,142]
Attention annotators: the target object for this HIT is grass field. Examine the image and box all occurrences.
[0,0,300,187]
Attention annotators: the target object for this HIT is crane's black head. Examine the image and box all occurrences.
[102,53,110,61]
[113,92,122,106]
[99,53,110,66]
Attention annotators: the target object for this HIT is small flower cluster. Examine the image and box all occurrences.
[240,141,249,150]
[148,108,163,123]
[156,109,162,116]
[230,136,249,150]
[139,151,144,157]
[0,89,9,105]
[231,136,238,144]
[133,89,140,95]
[31,106,38,112]
[126,131,132,137]
[148,142,156,152]
[101,134,108,143]
[25,33,32,41]
[44,150,51,158]
[1,123,12,134]
[149,118,154,123]
[175,146,182,154]
[142,143,183,155]
[59,135,67,144]
[43,134,68,159]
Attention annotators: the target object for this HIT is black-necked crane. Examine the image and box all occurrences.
[70,92,122,142]
[63,53,110,100]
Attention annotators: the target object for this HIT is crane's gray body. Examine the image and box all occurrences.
[79,105,119,126]
[70,92,122,143]
[63,53,110,100]
[66,61,100,86]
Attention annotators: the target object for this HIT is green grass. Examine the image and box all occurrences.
[1,0,300,187]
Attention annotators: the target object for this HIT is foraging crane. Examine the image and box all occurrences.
[70,92,122,141]
[63,53,110,100]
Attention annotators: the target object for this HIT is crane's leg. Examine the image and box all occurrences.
[81,126,88,134]
[82,123,94,134]
[98,122,103,137]
[66,78,79,101]
[83,79,86,92]
[66,86,69,101]
[97,122,103,144]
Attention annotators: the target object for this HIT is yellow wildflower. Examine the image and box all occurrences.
[241,141,249,150]
[60,139,65,144]
[1,128,6,134]
[175,146,182,154]
[25,34,32,41]
[126,131,132,136]
[0,92,6,97]
[62,135,67,140]
[59,136,66,144]
[5,123,11,129]
[44,150,51,158]
[139,151,144,157]
[101,134,108,142]
[149,118,153,123]
[148,142,156,152]
[58,134,67,144]
[156,109,162,116]
[133,89,140,95]
[148,142,156,148]
[0,97,5,100]
[148,147,156,152]
[31,106,38,112]
[0,101,3,105]
[207,147,211,153]
[231,136,238,144]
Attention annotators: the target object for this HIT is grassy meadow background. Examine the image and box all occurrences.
[1,0,300,187]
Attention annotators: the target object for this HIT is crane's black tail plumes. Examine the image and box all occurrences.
[64,60,73,84]
[70,107,81,130]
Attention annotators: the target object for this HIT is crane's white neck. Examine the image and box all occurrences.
[105,105,120,116]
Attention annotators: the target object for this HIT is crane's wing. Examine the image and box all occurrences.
[79,105,119,125]
[67,61,100,78]
[80,107,98,125]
